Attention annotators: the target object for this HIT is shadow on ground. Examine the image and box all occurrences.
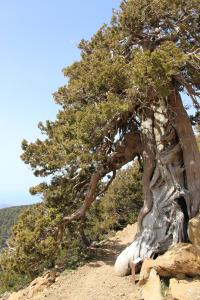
[87,238,131,267]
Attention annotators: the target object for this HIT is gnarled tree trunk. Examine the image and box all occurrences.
[115,90,200,276]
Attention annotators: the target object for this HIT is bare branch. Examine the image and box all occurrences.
[63,171,102,223]
[187,48,200,56]
[173,75,200,110]
[73,179,88,192]
[58,130,142,237]
[99,170,116,196]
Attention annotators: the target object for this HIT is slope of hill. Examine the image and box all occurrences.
[6,224,140,300]
[0,206,29,250]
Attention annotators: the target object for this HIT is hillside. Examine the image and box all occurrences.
[6,223,140,300]
[0,206,29,250]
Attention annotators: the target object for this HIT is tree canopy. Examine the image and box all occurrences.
[20,0,200,276]
[21,0,199,223]
[1,0,200,293]
[0,165,142,293]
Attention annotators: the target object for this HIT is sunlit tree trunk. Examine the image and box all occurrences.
[115,90,200,276]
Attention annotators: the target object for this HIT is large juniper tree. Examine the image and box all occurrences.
[22,0,200,276]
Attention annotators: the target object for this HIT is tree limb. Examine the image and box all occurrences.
[60,130,142,233]
[99,170,116,196]
[173,75,200,110]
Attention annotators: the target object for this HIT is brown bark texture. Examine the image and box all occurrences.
[115,91,200,276]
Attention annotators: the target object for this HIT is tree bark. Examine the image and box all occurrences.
[115,91,200,276]
[169,89,200,217]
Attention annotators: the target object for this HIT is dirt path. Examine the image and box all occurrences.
[7,224,139,300]
[8,224,140,300]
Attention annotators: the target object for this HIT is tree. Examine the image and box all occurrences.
[0,204,90,292]
[197,131,200,150]
[0,205,29,250]
[98,163,143,231]
[21,0,200,276]
[196,122,200,150]
[0,205,61,277]
[0,165,142,293]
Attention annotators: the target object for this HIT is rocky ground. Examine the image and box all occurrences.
[4,216,200,300]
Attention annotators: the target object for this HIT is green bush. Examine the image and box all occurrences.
[98,163,143,231]
[0,163,143,294]
[0,206,29,250]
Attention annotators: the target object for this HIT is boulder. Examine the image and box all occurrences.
[188,215,200,247]
[154,243,200,277]
[0,292,11,300]
[8,270,59,300]
[139,243,200,283]
[141,269,163,300]
[169,278,200,300]
[139,258,154,286]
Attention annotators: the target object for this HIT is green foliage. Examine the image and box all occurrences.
[0,204,61,277]
[0,271,31,294]
[0,164,143,294]
[2,0,200,294]
[0,206,29,250]
[21,0,200,193]
[98,163,143,231]
[131,42,187,97]
[0,204,80,293]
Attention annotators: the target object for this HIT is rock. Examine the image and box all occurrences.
[8,270,59,300]
[154,243,200,277]
[141,269,163,300]
[0,292,11,300]
[188,215,200,247]
[176,273,186,280]
[139,258,154,286]
[139,243,200,284]
[169,278,200,300]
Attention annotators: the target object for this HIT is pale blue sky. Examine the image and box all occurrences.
[0,0,122,207]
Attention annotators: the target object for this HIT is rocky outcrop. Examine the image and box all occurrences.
[8,270,59,300]
[0,292,11,300]
[140,269,163,300]
[188,215,200,248]
[139,242,200,299]
[169,278,200,300]
[139,243,200,284]
[139,258,154,286]
[154,243,200,277]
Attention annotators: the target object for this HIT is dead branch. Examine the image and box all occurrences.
[173,75,200,110]
[99,170,116,196]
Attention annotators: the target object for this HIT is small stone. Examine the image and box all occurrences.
[169,278,200,300]
[141,269,163,300]
[7,270,59,300]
